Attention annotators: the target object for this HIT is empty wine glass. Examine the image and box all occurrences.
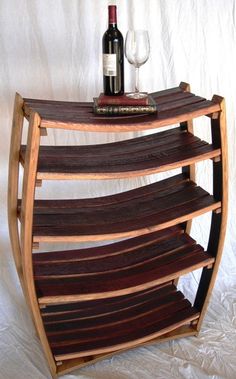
[125,30,150,99]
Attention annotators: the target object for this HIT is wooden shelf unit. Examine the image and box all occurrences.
[8,82,228,378]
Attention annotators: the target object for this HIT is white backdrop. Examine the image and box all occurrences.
[1,0,236,378]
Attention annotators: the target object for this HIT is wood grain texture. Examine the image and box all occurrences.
[34,227,182,264]
[194,96,228,331]
[19,126,220,180]
[17,174,220,243]
[20,112,57,376]
[33,228,214,304]
[53,308,199,361]
[40,283,174,319]
[38,284,199,361]
[44,286,182,332]
[56,324,197,375]
[8,93,24,282]
[22,85,221,132]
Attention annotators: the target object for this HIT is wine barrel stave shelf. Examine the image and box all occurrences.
[8,82,228,377]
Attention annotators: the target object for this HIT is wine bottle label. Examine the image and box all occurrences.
[103,54,117,76]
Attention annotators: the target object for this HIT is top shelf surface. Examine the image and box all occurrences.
[23,85,221,132]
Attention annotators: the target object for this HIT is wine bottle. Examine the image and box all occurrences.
[102,5,124,96]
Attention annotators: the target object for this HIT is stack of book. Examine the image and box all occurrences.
[93,93,157,115]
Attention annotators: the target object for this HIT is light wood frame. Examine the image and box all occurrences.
[194,95,228,331]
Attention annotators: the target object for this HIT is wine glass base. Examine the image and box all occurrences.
[126,92,148,99]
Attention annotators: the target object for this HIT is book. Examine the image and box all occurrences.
[93,95,157,115]
[97,93,149,106]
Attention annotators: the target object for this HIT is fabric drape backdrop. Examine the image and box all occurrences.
[1,0,236,378]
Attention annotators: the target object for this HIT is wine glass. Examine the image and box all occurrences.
[125,30,150,99]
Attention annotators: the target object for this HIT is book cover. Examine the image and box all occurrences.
[97,93,148,106]
[93,95,157,115]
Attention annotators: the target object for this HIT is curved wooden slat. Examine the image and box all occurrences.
[18,173,188,214]
[33,228,214,304]
[22,84,221,132]
[44,287,185,333]
[41,283,175,322]
[34,227,182,264]
[56,325,197,375]
[42,285,199,361]
[17,174,220,243]
[41,283,174,320]
[19,126,220,180]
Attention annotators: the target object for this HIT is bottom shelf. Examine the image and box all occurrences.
[56,324,197,375]
[41,283,199,361]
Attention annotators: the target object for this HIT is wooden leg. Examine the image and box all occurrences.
[20,111,57,377]
[8,93,24,285]
[194,96,228,331]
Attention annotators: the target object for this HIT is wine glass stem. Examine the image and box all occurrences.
[135,67,139,94]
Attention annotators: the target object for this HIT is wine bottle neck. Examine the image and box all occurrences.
[108,5,117,27]
[108,23,117,28]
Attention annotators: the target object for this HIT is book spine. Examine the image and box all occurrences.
[94,104,157,115]
[98,96,148,106]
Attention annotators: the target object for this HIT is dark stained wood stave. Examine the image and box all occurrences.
[17,175,220,239]
[34,181,201,220]
[51,306,198,358]
[23,100,93,119]
[23,87,183,119]
[24,92,197,121]
[23,87,191,116]
[156,96,205,112]
[34,246,213,298]
[39,103,220,133]
[19,131,201,165]
[152,91,195,104]
[18,173,188,216]
[19,127,220,177]
[23,86,220,131]
[41,283,173,316]
[24,93,200,120]
[34,227,182,263]
[23,98,93,107]
[150,86,183,98]
[42,285,176,323]
[41,284,199,359]
[51,306,199,359]
[34,139,208,166]
[31,195,218,239]
[158,100,216,121]
[31,183,207,226]
[28,183,216,235]
[45,292,186,334]
[32,144,217,175]
[33,227,214,301]
[20,127,199,158]
[33,233,196,277]
[40,111,157,124]
[21,127,183,156]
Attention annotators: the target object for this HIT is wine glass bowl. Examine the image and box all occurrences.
[125,30,150,98]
